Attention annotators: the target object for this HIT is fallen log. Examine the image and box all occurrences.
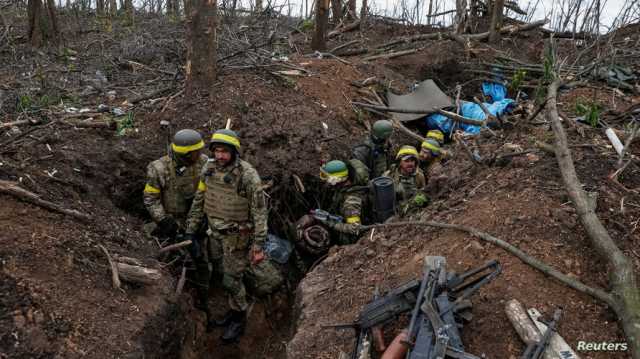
[465,19,549,41]
[329,39,361,53]
[528,307,580,359]
[334,48,368,57]
[0,180,92,222]
[362,48,420,62]
[546,78,640,358]
[328,20,361,38]
[116,262,162,285]
[377,33,443,49]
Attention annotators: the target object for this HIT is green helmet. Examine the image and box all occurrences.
[210,129,241,152]
[371,120,393,141]
[171,129,204,154]
[320,160,349,184]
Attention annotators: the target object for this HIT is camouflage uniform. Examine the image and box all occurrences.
[384,165,427,216]
[327,185,366,245]
[143,153,208,228]
[352,137,391,179]
[186,158,268,311]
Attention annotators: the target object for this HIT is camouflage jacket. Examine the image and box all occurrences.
[143,154,208,228]
[384,165,427,216]
[352,136,391,179]
[328,183,366,244]
[186,158,268,247]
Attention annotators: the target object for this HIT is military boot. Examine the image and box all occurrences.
[220,310,246,344]
[212,310,235,328]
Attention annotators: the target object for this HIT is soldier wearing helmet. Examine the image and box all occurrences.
[352,119,393,178]
[185,129,270,343]
[143,129,219,324]
[384,145,428,216]
[143,129,208,236]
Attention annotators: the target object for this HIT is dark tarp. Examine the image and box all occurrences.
[387,79,454,122]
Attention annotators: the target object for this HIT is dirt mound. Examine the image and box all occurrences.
[288,106,639,358]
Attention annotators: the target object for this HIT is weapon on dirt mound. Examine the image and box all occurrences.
[521,308,563,359]
[324,257,501,359]
[311,209,344,223]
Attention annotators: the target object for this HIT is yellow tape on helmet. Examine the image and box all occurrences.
[211,133,241,150]
[171,140,204,154]
[144,183,161,194]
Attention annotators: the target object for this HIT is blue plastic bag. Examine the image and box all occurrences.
[263,234,293,264]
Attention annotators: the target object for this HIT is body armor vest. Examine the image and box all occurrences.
[162,158,202,221]
[204,164,250,222]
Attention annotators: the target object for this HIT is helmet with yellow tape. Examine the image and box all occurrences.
[171,129,204,155]
[421,138,441,156]
[395,145,419,161]
[320,160,349,185]
[426,130,445,144]
[210,129,241,153]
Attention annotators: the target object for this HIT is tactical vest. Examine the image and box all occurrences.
[389,166,425,202]
[162,157,202,220]
[204,164,250,222]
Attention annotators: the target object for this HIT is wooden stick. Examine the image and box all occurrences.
[363,48,420,62]
[116,262,161,285]
[363,220,613,304]
[159,240,193,254]
[0,119,31,129]
[225,118,232,129]
[505,299,541,345]
[329,39,360,53]
[175,265,187,296]
[0,180,92,222]
[98,244,122,290]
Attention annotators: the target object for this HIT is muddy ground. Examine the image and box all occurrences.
[1,7,639,359]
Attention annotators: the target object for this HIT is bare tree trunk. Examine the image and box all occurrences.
[488,0,504,42]
[331,0,342,23]
[28,0,59,47]
[359,0,366,25]
[124,0,134,22]
[97,0,105,15]
[186,0,217,97]
[454,0,467,34]
[109,0,117,16]
[346,0,355,19]
[254,0,262,11]
[311,0,329,50]
[183,0,191,16]
[546,78,640,359]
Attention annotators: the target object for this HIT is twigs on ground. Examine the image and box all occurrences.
[0,180,92,222]
[362,48,421,62]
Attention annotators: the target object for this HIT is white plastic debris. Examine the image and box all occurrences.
[605,128,624,156]
[98,104,109,112]
[65,107,79,113]
[112,108,126,116]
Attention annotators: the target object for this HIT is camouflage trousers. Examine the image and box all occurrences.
[192,233,224,297]
[213,230,284,311]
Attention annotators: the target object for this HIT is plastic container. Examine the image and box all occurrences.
[263,234,293,264]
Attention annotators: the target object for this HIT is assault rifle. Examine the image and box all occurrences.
[521,308,563,359]
[325,257,501,359]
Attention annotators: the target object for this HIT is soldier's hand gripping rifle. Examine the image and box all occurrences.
[520,308,563,359]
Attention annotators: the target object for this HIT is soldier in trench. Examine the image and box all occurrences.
[351,119,394,179]
[295,160,368,256]
[185,129,276,343]
[383,145,428,216]
[142,129,221,323]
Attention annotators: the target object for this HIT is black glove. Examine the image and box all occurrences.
[186,234,203,260]
[153,217,178,238]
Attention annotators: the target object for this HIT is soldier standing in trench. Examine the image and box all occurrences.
[352,119,394,179]
[383,145,428,216]
[185,129,268,343]
[143,129,220,321]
